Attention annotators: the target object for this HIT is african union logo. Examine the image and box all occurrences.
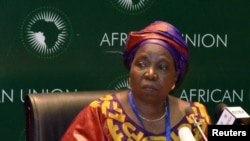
[20,7,73,59]
[109,0,155,15]
[107,74,130,90]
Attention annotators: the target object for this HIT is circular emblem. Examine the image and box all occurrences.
[107,74,130,90]
[109,0,155,15]
[20,6,73,59]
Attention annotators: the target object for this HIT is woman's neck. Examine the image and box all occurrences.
[131,92,167,120]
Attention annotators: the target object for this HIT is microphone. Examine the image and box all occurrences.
[215,103,250,125]
[185,107,208,141]
[178,126,196,141]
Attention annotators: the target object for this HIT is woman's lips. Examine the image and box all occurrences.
[142,85,157,91]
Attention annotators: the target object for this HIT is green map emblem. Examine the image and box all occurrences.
[109,0,155,15]
[107,74,130,90]
[21,7,73,59]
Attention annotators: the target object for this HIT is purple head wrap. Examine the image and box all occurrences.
[123,21,189,85]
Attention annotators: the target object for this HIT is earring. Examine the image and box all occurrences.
[171,83,175,90]
[128,77,131,89]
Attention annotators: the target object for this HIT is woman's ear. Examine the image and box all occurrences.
[171,70,178,90]
[128,77,131,89]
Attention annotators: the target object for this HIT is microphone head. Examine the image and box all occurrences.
[185,107,194,117]
[215,103,227,120]
[216,103,250,125]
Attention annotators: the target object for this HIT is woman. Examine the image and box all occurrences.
[61,21,212,141]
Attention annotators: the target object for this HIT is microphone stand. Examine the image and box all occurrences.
[190,115,208,141]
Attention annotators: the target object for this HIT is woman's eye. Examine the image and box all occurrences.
[159,64,167,71]
[138,61,146,68]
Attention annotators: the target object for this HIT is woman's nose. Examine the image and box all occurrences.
[145,67,158,80]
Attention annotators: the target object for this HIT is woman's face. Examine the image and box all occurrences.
[130,43,177,101]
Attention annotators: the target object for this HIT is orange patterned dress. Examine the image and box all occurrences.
[61,94,212,141]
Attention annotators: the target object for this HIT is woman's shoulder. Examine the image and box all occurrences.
[192,101,207,108]
[190,101,213,124]
[88,94,116,107]
[88,90,127,107]
[191,101,209,115]
[169,96,212,123]
[171,96,209,114]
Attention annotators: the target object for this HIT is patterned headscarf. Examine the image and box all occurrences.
[123,21,189,85]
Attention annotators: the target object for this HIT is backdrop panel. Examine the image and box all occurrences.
[0,0,249,140]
